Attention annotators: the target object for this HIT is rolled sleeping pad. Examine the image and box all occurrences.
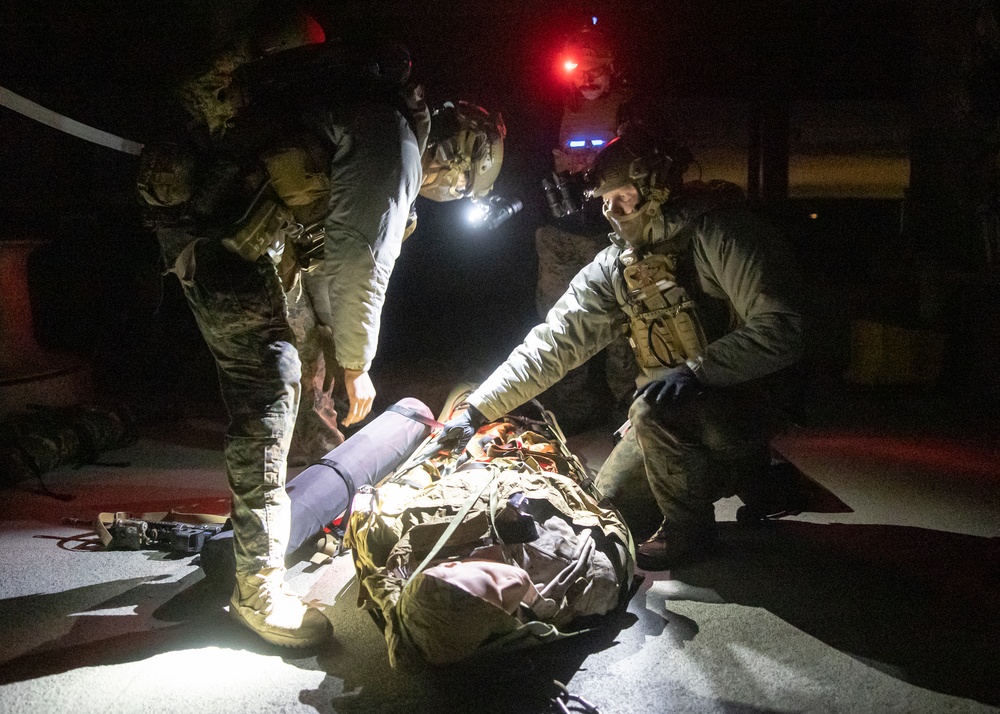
[200,397,436,581]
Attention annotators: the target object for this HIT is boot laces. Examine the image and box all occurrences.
[253,570,298,617]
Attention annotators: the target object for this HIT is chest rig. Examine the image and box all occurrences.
[618,246,708,369]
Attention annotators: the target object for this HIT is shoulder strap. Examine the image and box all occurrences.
[402,468,498,588]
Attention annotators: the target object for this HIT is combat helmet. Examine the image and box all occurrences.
[561,26,614,75]
[420,101,506,201]
[587,128,692,199]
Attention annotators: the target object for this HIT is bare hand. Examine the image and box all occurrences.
[342,369,375,427]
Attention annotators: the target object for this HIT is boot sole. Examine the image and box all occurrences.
[636,541,714,571]
[635,552,680,571]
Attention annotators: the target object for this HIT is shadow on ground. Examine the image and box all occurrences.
[674,520,1000,706]
[295,574,642,714]
[2,520,996,711]
[0,571,333,686]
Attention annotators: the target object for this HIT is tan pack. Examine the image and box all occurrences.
[221,186,298,263]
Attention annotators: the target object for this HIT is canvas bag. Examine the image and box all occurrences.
[343,424,635,669]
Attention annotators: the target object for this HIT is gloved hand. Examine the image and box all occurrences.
[437,405,488,453]
[634,364,702,418]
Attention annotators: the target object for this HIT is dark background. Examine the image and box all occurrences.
[1,0,998,421]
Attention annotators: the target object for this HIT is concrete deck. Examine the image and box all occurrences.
[1,386,997,714]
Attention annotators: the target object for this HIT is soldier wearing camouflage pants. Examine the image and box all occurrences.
[134,10,338,646]
[155,227,329,648]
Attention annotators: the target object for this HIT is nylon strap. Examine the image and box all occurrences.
[0,86,144,155]
[403,467,498,588]
[317,458,358,557]
[386,403,444,430]
[317,458,357,509]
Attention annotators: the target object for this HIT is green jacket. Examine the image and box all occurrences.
[305,97,427,372]
[470,185,804,421]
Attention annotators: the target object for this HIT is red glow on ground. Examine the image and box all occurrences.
[0,484,230,527]
[780,432,1000,479]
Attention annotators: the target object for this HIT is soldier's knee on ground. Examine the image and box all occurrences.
[594,425,663,542]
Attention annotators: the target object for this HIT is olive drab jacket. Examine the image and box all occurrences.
[303,98,427,373]
[469,183,804,421]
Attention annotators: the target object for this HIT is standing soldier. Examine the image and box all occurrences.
[282,97,506,464]
[136,11,433,647]
[536,24,639,430]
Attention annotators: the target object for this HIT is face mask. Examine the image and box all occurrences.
[576,70,611,101]
[603,197,665,249]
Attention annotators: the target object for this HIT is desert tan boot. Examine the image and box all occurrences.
[230,566,331,647]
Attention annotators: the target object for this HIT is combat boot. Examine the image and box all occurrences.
[230,566,331,647]
[636,520,717,571]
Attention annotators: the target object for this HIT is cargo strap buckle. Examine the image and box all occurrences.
[550,680,600,713]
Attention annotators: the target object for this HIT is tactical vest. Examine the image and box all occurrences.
[618,246,708,369]
[554,88,629,175]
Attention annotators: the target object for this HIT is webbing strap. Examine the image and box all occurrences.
[317,458,357,530]
[403,468,498,588]
[0,86,144,155]
[386,403,444,430]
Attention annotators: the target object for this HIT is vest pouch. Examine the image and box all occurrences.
[264,144,330,207]
[221,195,297,263]
[137,143,197,208]
[622,253,708,368]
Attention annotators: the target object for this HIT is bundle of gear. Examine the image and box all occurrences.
[342,387,636,669]
[0,404,135,491]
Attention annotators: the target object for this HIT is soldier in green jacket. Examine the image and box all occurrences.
[442,129,804,570]
[283,98,506,463]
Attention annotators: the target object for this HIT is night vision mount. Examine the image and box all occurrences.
[542,171,595,219]
[466,194,524,231]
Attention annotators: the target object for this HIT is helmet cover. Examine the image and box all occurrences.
[420,102,506,201]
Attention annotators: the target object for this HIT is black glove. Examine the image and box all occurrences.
[634,364,702,417]
[437,405,488,452]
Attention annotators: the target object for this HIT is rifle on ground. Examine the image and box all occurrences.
[64,511,229,554]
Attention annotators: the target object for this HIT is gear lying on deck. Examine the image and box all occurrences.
[343,385,637,669]
[0,404,135,491]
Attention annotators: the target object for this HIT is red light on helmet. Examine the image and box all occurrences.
[564,59,578,72]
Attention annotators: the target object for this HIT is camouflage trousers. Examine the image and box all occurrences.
[595,388,773,542]
[170,235,300,575]
[284,272,345,464]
